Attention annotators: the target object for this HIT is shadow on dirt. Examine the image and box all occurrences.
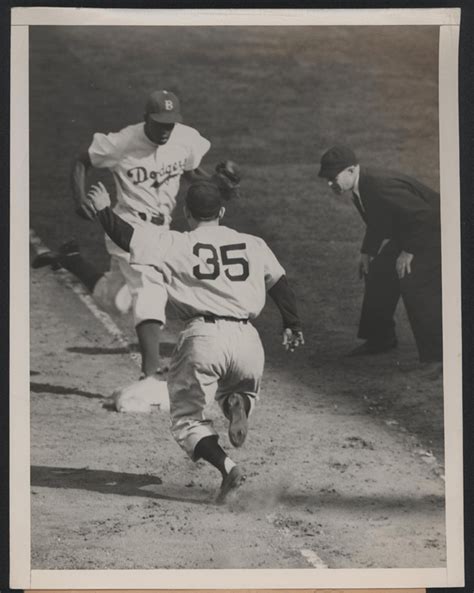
[224,478,444,514]
[30,382,104,399]
[67,346,137,355]
[276,490,445,512]
[67,342,176,357]
[228,485,444,515]
[31,465,211,506]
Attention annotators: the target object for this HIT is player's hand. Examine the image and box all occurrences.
[358,253,372,279]
[396,250,414,279]
[87,182,111,213]
[282,328,304,352]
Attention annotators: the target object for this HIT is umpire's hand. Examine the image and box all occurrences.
[396,250,414,279]
[282,328,305,352]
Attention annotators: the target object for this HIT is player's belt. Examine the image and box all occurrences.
[138,212,166,226]
[201,315,249,324]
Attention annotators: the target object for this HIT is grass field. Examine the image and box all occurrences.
[30,24,442,443]
[28,25,446,570]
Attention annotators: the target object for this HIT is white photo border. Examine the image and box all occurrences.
[10,7,463,590]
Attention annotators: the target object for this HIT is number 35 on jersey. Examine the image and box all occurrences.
[193,243,250,281]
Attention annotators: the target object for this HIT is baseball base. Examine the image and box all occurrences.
[112,376,170,413]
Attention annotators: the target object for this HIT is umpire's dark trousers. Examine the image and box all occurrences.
[358,240,443,362]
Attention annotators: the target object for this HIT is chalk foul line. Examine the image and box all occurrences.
[265,512,328,568]
[29,228,141,368]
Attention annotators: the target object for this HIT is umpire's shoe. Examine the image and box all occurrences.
[216,465,246,505]
[346,337,398,357]
[226,393,248,448]
[32,240,80,269]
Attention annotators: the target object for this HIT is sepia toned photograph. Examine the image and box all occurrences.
[10,7,463,590]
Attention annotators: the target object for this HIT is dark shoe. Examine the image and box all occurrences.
[32,249,60,269]
[347,338,398,357]
[215,465,246,505]
[227,393,248,448]
[32,240,80,269]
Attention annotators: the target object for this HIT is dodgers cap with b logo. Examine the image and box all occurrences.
[145,90,183,124]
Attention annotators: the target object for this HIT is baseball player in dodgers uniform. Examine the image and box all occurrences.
[86,180,304,502]
[34,90,240,410]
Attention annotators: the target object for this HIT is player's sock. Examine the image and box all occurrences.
[194,435,234,476]
[224,457,237,474]
[136,320,162,376]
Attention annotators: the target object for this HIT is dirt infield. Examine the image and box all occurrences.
[29,25,446,569]
[31,264,445,569]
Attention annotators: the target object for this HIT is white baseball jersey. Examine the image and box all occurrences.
[88,123,210,221]
[130,225,285,320]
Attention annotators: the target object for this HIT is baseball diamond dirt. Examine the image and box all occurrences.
[29,25,446,569]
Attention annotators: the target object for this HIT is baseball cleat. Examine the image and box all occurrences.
[32,249,60,269]
[227,393,248,447]
[32,240,80,269]
[215,465,246,505]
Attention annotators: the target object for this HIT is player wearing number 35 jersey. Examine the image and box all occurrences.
[132,224,283,321]
[87,180,304,503]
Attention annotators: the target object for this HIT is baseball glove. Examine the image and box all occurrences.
[212,160,241,200]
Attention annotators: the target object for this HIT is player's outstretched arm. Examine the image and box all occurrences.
[71,151,96,221]
[268,275,304,352]
[87,183,134,252]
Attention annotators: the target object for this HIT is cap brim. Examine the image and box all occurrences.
[318,165,347,179]
[318,166,334,179]
[148,112,183,124]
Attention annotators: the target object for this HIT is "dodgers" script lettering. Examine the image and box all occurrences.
[127,159,186,187]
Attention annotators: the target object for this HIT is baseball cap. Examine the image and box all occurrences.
[185,182,223,220]
[318,145,358,179]
[145,90,182,124]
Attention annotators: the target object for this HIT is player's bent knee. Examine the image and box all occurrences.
[92,276,132,315]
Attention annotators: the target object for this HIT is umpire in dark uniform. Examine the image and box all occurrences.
[318,145,442,364]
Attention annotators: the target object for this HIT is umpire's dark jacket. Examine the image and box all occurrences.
[356,167,440,256]
[354,167,442,362]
